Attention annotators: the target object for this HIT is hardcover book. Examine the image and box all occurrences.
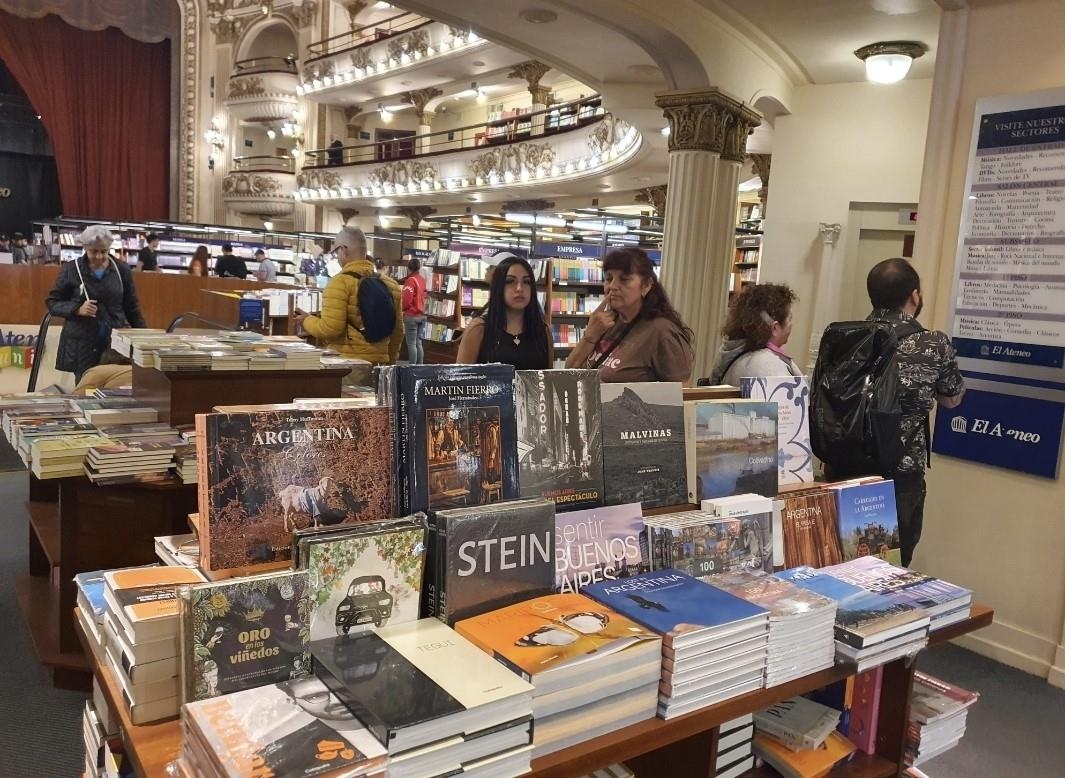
[103,566,207,644]
[832,480,900,565]
[310,619,534,753]
[514,369,604,511]
[685,400,778,503]
[182,677,388,778]
[180,570,312,703]
[600,382,687,508]
[581,569,768,648]
[554,503,647,593]
[910,672,979,725]
[454,593,660,682]
[296,516,426,641]
[195,406,394,571]
[644,508,773,577]
[432,498,556,625]
[779,490,844,569]
[397,364,519,514]
[819,556,972,619]
[740,376,813,486]
[754,695,841,751]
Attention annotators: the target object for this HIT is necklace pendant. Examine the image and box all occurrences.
[513,335,521,346]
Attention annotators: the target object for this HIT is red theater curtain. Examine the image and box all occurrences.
[0,11,170,220]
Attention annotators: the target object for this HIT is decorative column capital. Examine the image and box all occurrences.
[397,205,436,230]
[654,89,761,161]
[338,208,358,225]
[342,0,368,28]
[404,88,443,124]
[635,185,667,217]
[748,153,771,218]
[501,198,555,213]
[819,222,842,245]
[508,61,552,104]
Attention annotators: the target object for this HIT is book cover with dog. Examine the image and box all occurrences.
[295,517,427,642]
[195,407,393,571]
[396,364,519,515]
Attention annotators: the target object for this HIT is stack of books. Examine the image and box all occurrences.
[96,422,178,441]
[311,619,535,778]
[110,328,168,358]
[753,729,857,778]
[207,351,251,371]
[82,406,158,426]
[777,566,930,671]
[583,570,770,719]
[12,416,95,462]
[82,696,112,778]
[714,714,755,778]
[74,570,110,656]
[753,696,856,777]
[154,534,199,567]
[131,336,190,367]
[174,443,197,484]
[84,440,177,483]
[30,434,114,478]
[707,569,837,687]
[101,566,206,724]
[456,593,662,757]
[268,343,323,370]
[820,556,973,632]
[154,349,212,371]
[180,678,388,778]
[906,672,979,766]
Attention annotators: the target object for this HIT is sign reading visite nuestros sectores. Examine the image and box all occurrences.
[936,87,1065,478]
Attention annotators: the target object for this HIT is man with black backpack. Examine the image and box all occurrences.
[811,257,965,566]
[294,227,403,366]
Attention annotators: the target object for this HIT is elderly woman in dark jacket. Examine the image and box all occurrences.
[45,225,146,382]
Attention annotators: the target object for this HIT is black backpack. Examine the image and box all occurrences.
[344,271,395,343]
[810,319,923,475]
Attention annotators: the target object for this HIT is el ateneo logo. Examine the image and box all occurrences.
[0,186,11,198]
[951,414,1041,443]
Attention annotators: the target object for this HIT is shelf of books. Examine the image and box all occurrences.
[731,201,762,297]
[7,366,992,778]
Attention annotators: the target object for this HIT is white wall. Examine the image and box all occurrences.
[761,79,933,371]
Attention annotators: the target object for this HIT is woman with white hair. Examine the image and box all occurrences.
[45,225,146,382]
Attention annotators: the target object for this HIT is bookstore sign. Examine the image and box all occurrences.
[937,87,1065,478]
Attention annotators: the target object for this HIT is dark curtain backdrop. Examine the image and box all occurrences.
[0,11,170,220]
[0,152,62,235]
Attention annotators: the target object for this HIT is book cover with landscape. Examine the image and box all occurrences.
[740,376,813,485]
[600,382,687,508]
[779,490,844,568]
[399,365,518,514]
[181,571,312,703]
[685,400,778,503]
[833,480,900,565]
[515,369,603,511]
[298,519,426,642]
[555,503,647,593]
[195,407,393,571]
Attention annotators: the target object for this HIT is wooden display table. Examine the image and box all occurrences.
[19,477,196,690]
[132,364,349,426]
[76,605,992,778]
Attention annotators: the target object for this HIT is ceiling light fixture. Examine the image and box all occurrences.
[262,220,274,231]
[471,214,481,226]
[855,41,927,84]
[505,212,567,228]
[378,103,393,123]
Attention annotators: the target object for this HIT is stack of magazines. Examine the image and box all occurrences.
[906,672,979,766]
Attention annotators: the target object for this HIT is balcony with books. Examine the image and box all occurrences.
[222,155,296,217]
[294,98,641,206]
[224,56,300,124]
[299,12,526,103]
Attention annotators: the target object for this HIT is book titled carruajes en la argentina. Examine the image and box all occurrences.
[195,407,394,571]
[515,369,604,511]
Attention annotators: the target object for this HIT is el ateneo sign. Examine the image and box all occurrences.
[0,185,11,198]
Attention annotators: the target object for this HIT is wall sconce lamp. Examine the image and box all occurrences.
[855,41,927,84]
[203,118,225,170]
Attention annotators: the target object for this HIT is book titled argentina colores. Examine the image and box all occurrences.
[394,364,519,515]
[180,570,312,704]
[514,369,604,511]
[430,498,556,625]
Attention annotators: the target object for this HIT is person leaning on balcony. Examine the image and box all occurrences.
[328,136,344,166]
[292,227,403,365]
[565,247,693,383]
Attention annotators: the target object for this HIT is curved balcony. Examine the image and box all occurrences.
[225,57,300,124]
[222,156,295,217]
[299,13,497,101]
[294,99,642,205]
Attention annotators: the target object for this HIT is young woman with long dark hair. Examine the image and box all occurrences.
[565,247,693,383]
[457,255,553,369]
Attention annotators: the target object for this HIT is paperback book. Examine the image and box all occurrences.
[395,364,519,514]
[180,570,312,703]
[554,502,646,593]
[195,406,394,571]
[600,382,687,508]
[514,369,604,511]
[740,376,813,485]
[430,498,555,625]
[103,566,207,644]
[685,400,779,503]
[296,516,426,641]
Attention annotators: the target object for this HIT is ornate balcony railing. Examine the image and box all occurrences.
[225,67,300,124]
[222,159,296,217]
[232,155,296,173]
[294,101,641,204]
[305,11,431,62]
[233,56,298,76]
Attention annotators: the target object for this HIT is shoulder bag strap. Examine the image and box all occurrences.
[588,318,637,369]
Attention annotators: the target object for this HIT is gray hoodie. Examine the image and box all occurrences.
[706,338,801,385]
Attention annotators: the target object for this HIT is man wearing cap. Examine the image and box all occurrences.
[138,233,160,271]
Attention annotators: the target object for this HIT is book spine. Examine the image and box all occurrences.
[755,718,805,751]
[421,514,438,619]
[194,414,211,570]
[178,586,193,704]
[436,520,447,623]
[833,625,869,649]
[394,370,410,516]
[848,667,882,754]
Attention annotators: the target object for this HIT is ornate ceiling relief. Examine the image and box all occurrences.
[404,88,443,123]
[635,185,667,217]
[368,160,439,189]
[467,142,556,182]
[508,61,552,105]
[386,29,430,61]
[226,76,266,99]
[586,114,631,156]
[655,89,761,161]
[210,14,253,44]
[396,206,437,229]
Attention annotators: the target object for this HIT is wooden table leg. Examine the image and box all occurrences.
[626,727,718,778]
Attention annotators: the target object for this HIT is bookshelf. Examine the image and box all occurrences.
[72,603,993,778]
[732,201,763,296]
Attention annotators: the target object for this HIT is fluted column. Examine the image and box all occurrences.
[656,89,761,380]
[405,88,442,155]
